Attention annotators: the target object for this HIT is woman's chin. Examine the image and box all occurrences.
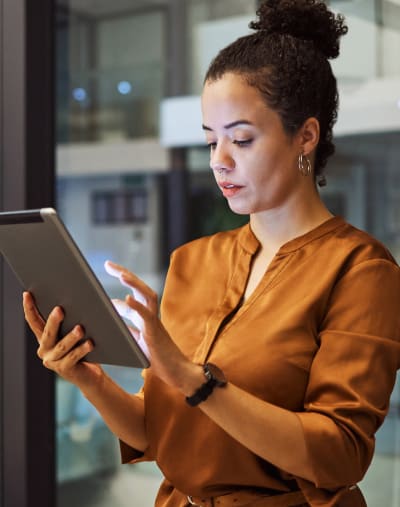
[227,202,252,216]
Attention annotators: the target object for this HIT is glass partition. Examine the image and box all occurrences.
[55,2,166,506]
[54,1,400,506]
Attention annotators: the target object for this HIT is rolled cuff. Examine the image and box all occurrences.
[297,411,373,488]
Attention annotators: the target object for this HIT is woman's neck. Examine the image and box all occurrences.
[249,197,333,253]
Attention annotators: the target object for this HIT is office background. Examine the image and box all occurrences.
[1,1,400,506]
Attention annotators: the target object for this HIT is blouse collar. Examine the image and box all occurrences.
[238,216,345,255]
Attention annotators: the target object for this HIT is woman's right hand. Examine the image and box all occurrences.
[24,291,148,451]
[23,291,103,388]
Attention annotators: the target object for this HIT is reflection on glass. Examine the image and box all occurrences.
[56,1,166,506]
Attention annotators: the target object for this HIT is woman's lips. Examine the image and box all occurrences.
[219,181,244,198]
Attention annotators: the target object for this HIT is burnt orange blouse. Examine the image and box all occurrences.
[121,217,400,506]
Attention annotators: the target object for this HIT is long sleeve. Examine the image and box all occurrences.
[297,259,400,492]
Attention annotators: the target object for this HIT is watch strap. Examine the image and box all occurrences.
[186,378,217,407]
[185,363,226,407]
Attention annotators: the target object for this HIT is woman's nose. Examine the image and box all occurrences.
[210,144,234,173]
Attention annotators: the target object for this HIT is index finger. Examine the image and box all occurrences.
[104,260,140,283]
[23,291,46,338]
[104,260,152,304]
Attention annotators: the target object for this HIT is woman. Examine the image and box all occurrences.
[24,1,400,506]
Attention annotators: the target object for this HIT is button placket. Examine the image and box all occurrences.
[193,251,254,363]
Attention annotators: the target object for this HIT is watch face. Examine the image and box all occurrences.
[205,363,227,387]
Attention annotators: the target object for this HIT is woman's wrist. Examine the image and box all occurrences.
[176,362,205,397]
[78,367,107,400]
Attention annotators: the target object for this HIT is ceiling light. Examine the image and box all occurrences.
[117,81,132,95]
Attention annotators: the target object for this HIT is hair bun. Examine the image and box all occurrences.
[250,0,348,59]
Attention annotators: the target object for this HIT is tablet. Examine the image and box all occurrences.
[0,208,150,368]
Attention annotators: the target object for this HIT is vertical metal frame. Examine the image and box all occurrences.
[164,0,191,256]
[0,1,3,503]
[0,0,55,506]
[1,3,27,504]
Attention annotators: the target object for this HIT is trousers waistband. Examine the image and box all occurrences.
[187,489,307,507]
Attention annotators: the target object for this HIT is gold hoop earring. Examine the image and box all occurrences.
[298,154,312,176]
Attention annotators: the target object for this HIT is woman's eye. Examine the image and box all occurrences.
[207,142,217,150]
[233,139,252,147]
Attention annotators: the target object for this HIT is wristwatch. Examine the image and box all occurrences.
[186,363,227,407]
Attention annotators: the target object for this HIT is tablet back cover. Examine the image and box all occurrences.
[0,208,149,368]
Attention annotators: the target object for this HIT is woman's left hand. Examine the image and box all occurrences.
[104,265,310,479]
[104,261,197,390]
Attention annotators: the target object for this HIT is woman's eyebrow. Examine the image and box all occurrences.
[202,120,253,131]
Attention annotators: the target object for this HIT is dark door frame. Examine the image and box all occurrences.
[0,1,55,506]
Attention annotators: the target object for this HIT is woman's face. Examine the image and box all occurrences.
[201,72,307,217]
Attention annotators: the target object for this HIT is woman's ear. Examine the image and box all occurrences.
[298,117,320,156]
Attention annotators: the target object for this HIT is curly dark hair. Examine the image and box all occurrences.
[204,0,348,185]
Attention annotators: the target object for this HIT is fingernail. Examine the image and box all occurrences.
[73,325,82,336]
